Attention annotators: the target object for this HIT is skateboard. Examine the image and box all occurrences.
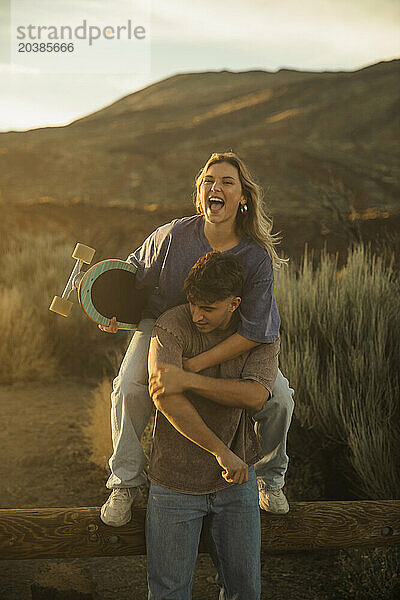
[49,243,147,330]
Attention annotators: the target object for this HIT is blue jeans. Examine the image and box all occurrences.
[146,467,261,600]
[107,319,156,489]
[252,370,294,489]
[107,319,294,491]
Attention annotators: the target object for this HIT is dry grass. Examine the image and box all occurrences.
[0,233,127,383]
[1,232,398,503]
[83,372,154,507]
[3,231,397,596]
[83,378,114,471]
[0,286,57,383]
[276,244,400,500]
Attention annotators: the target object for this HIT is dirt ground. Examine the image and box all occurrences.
[0,382,341,600]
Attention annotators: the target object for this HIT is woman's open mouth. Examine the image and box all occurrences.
[208,196,225,213]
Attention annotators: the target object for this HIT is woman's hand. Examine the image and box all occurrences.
[98,316,119,333]
[149,364,188,400]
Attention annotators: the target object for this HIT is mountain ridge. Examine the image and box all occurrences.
[1,59,399,214]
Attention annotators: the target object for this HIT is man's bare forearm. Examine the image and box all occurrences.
[152,391,250,484]
[153,392,228,458]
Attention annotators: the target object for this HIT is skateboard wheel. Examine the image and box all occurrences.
[72,243,96,264]
[49,295,73,317]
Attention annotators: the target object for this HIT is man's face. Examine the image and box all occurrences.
[189,297,241,333]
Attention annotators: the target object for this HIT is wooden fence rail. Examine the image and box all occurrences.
[1,501,399,561]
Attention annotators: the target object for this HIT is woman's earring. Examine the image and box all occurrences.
[240,203,248,214]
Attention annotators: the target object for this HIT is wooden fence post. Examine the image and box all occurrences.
[0,501,399,560]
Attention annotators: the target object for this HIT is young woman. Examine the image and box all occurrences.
[100,152,294,526]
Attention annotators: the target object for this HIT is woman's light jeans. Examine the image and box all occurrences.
[106,319,294,491]
[146,467,261,600]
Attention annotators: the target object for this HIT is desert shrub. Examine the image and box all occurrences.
[283,419,328,502]
[83,377,114,471]
[0,286,57,383]
[83,372,154,507]
[84,373,155,466]
[0,233,128,383]
[275,245,400,500]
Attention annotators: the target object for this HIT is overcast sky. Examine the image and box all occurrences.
[0,0,399,131]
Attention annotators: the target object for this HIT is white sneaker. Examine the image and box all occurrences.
[266,489,290,514]
[257,478,289,514]
[100,488,138,527]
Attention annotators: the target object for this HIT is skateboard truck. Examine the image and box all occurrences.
[49,243,96,317]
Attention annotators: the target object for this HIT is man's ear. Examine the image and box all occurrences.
[229,297,241,312]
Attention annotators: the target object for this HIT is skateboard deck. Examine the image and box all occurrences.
[78,259,146,329]
[49,244,147,330]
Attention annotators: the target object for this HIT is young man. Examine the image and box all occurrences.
[146,252,280,599]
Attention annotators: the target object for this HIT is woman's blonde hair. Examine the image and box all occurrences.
[193,151,287,269]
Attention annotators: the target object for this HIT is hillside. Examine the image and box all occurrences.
[0,59,399,215]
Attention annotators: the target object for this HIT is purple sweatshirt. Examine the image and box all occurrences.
[127,215,280,343]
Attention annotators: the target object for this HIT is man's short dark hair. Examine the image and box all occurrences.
[184,252,243,304]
